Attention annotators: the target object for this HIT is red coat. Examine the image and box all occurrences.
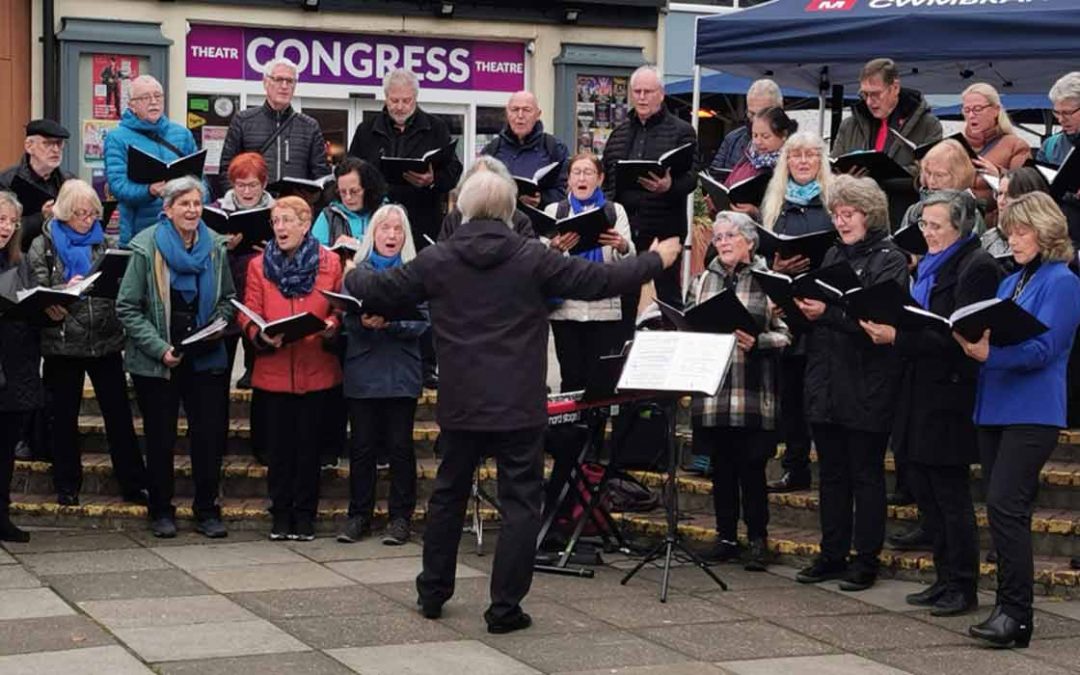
[241,247,343,394]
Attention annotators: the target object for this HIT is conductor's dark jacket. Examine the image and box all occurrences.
[344,218,662,431]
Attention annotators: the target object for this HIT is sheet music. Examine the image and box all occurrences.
[616,331,736,396]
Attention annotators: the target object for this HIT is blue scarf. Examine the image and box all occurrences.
[567,190,606,263]
[52,220,104,282]
[748,145,781,170]
[913,234,972,309]
[367,250,402,270]
[785,179,821,207]
[263,233,320,298]
[155,217,226,371]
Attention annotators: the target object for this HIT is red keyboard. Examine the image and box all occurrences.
[546,391,648,425]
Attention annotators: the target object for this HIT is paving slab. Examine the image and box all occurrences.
[637,620,837,662]
[532,567,674,601]
[0,645,154,675]
[188,561,354,593]
[0,615,115,656]
[326,557,485,585]
[436,600,607,639]
[0,588,74,620]
[0,548,16,564]
[2,531,138,555]
[155,651,356,675]
[1032,599,1080,622]
[371,576,494,607]
[568,593,748,628]
[485,628,691,673]
[127,529,265,547]
[287,536,424,563]
[112,618,308,662]
[816,578,937,613]
[552,665,728,675]
[43,568,213,602]
[866,645,1074,675]
[774,612,971,651]
[231,585,400,620]
[906,606,1080,640]
[278,610,463,649]
[328,640,541,675]
[1016,635,1080,670]
[152,541,308,570]
[716,653,911,675]
[80,594,258,630]
[0,566,41,589]
[17,548,170,576]
[705,585,881,619]
[611,563,793,593]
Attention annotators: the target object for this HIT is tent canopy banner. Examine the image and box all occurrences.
[695,0,1080,95]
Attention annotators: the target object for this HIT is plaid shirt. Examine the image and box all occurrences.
[688,256,791,429]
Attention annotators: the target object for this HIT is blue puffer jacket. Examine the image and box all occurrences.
[342,259,430,399]
[105,110,202,246]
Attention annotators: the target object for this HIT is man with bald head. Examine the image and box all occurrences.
[480,91,568,209]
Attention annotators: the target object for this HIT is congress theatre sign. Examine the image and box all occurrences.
[186,23,526,92]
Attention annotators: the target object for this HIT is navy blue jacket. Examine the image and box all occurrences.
[481,122,568,208]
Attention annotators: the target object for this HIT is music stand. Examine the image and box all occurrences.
[614,330,735,602]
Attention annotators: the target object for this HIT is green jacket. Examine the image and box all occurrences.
[26,221,126,358]
[115,222,236,379]
[832,88,943,176]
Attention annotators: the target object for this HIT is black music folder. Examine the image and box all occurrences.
[656,292,760,336]
[699,171,771,211]
[513,162,560,199]
[87,249,132,299]
[842,280,918,326]
[231,299,327,344]
[752,261,861,306]
[266,174,334,199]
[202,206,273,254]
[319,290,425,322]
[520,205,609,253]
[126,147,207,184]
[0,273,101,322]
[1035,146,1080,200]
[615,142,695,191]
[175,316,228,353]
[899,297,1048,347]
[891,222,928,255]
[380,140,458,185]
[830,150,912,183]
[892,129,979,162]
[9,175,54,217]
[755,225,836,269]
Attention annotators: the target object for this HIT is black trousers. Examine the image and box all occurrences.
[45,353,145,497]
[0,411,29,516]
[696,426,770,541]
[812,423,889,569]
[908,461,978,595]
[550,319,624,393]
[778,354,812,480]
[978,424,1058,621]
[262,388,333,525]
[631,231,682,313]
[132,365,228,521]
[347,397,418,521]
[417,427,544,623]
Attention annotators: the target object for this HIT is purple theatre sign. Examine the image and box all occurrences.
[186,23,526,92]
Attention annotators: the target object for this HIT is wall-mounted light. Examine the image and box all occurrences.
[302,0,319,11]
[437,2,454,17]
[563,8,581,23]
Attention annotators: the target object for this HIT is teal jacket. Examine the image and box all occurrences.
[115,222,236,379]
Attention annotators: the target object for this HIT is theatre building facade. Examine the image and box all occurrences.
[18,0,664,189]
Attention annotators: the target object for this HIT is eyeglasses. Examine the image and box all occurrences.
[961,104,996,116]
[0,215,19,230]
[131,93,164,103]
[339,187,364,198]
[271,215,299,225]
[1052,106,1080,120]
[917,219,950,233]
[789,151,821,161]
[832,208,862,223]
[858,89,888,101]
[267,76,296,88]
[507,106,536,116]
[35,139,65,150]
[233,180,263,191]
[570,169,599,177]
[70,208,98,220]
[712,231,743,242]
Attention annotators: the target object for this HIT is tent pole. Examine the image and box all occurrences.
[683,64,703,302]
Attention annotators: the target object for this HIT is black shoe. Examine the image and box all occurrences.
[337,517,371,543]
[1071,556,1079,570]
[906,580,948,607]
[291,520,315,542]
[418,598,442,620]
[56,493,79,507]
[487,612,532,635]
[743,538,769,572]
[767,471,811,493]
[382,518,410,546]
[796,557,848,584]
[931,590,978,617]
[269,516,290,541]
[320,457,339,471]
[196,518,228,539]
[13,441,32,461]
[151,517,177,539]
[702,539,741,563]
[985,549,998,564]
[971,604,1004,632]
[969,608,1032,648]
[423,372,439,390]
[376,456,390,471]
[888,526,933,552]
[886,489,915,506]
[236,370,253,390]
[838,566,877,591]
[0,516,30,543]
[121,489,149,506]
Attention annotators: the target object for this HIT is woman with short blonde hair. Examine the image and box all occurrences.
[959,83,1032,219]
[998,192,1075,263]
[50,180,102,223]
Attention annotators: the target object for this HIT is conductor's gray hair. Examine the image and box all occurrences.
[161,176,206,208]
[458,170,517,226]
[1049,71,1080,105]
[456,155,515,192]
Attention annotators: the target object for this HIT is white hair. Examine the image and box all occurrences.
[629,65,663,92]
[161,176,205,207]
[456,155,514,192]
[263,57,299,81]
[1049,71,1080,105]
[383,68,420,96]
[356,204,417,263]
[747,79,783,107]
[458,171,517,226]
[714,210,760,253]
[130,75,162,92]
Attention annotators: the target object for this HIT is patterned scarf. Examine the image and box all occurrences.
[262,232,320,298]
[748,145,781,171]
[785,179,821,207]
[52,220,104,282]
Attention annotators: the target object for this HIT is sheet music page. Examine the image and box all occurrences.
[617,331,736,396]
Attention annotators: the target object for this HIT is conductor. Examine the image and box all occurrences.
[344,170,680,634]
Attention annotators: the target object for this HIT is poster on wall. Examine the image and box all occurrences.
[90,169,120,236]
[92,55,139,120]
[82,120,119,161]
[187,94,240,175]
[575,74,628,156]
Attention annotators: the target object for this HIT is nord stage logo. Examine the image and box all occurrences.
[806,0,858,10]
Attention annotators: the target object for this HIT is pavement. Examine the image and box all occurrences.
[1,527,1079,674]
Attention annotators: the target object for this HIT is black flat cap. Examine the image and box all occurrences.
[25,119,70,139]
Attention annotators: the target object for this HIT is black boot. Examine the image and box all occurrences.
[971,604,1004,632]
[0,515,30,543]
[931,590,978,617]
[905,579,948,607]
[767,471,811,493]
[968,608,1032,648]
[887,526,933,551]
[1071,556,1079,570]
[743,538,769,572]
